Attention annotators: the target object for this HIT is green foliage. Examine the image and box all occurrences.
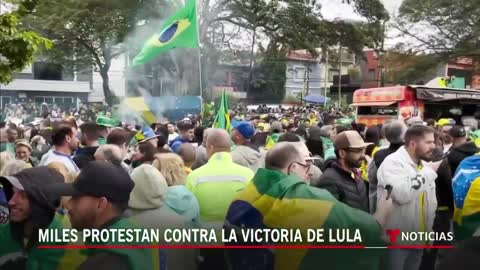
[396,0,480,60]
[18,0,153,103]
[0,11,51,83]
[384,51,441,85]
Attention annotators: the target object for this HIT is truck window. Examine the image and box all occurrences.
[357,106,398,116]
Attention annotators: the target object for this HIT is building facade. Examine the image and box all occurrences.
[285,48,356,102]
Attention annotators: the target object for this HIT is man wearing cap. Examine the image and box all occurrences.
[314,131,371,212]
[231,121,262,172]
[136,127,160,148]
[447,125,480,175]
[55,161,155,270]
[170,121,194,153]
[14,140,36,167]
[0,167,75,269]
[96,116,119,145]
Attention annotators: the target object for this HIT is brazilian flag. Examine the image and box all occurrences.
[133,0,199,66]
[225,169,386,270]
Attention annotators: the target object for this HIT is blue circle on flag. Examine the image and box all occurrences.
[159,22,179,43]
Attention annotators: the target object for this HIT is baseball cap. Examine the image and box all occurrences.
[437,118,456,127]
[407,116,426,127]
[14,140,32,151]
[334,131,373,150]
[232,121,255,140]
[449,125,466,138]
[0,167,65,210]
[51,161,134,204]
[96,116,119,128]
[136,127,160,143]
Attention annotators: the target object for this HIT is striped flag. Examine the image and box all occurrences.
[224,168,386,270]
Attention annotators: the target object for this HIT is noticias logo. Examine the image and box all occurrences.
[386,229,454,244]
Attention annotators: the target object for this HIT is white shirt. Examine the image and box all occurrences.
[168,132,179,144]
[38,149,80,173]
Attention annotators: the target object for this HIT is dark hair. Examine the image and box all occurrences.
[138,143,158,163]
[79,122,100,141]
[324,115,337,125]
[177,121,194,132]
[265,144,301,171]
[51,123,74,146]
[294,125,307,139]
[365,127,380,157]
[306,139,324,158]
[251,132,267,149]
[107,128,129,146]
[404,126,435,146]
[194,126,205,144]
[353,123,367,138]
[155,124,169,140]
[278,132,301,142]
[335,125,350,134]
[426,119,436,127]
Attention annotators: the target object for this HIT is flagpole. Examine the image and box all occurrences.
[195,0,203,101]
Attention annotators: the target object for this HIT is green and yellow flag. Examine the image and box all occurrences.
[133,0,199,66]
[213,90,230,131]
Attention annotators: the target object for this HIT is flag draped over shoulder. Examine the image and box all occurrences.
[213,90,230,130]
[452,154,480,240]
[133,0,199,66]
[224,169,385,270]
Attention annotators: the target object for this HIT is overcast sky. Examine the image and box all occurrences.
[319,0,403,20]
[318,0,404,48]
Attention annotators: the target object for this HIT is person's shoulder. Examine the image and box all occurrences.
[78,252,130,270]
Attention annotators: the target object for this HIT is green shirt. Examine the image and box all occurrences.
[0,214,77,270]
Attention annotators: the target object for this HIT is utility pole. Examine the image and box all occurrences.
[302,65,307,105]
[324,49,329,107]
[338,47,342,107]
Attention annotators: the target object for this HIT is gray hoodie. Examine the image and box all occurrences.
[126,165,196,270]
[231,144,262,172]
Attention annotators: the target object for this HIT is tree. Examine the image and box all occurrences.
[19,0,156,104]
[394,0,480,60]
[0,4,51,83]
[384,51,441,85]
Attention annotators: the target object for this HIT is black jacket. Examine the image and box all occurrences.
[314,159,369,212]
[448,142,480,175]
[435,159,453,213]
[373,143,403,168]
[73,146,99,169]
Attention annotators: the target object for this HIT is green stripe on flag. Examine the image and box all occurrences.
[133,0,199,66]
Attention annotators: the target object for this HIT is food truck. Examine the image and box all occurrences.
[352,85,480,126]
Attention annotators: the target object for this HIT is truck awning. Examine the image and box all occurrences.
[352,101,396,107]
[416,87,480,101]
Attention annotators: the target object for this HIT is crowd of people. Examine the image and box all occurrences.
[0,103,479,270]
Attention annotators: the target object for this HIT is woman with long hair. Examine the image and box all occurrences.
[152,154,200,227]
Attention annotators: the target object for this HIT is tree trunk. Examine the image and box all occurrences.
[247,26,257,99]
[99,70,112,105]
